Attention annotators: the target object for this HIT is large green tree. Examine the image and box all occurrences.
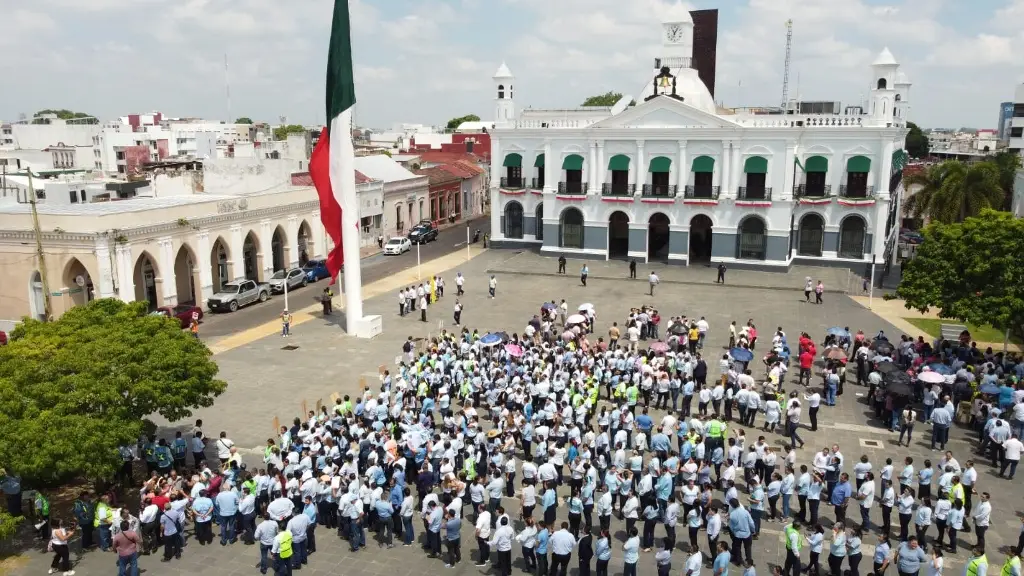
[902,160,1003,223]
[32,109,97,124]
[273,124,308,140]
[0,299,226,486]
[895,210,1024,334]
[904,121,929,158]
[990,150,1022,210]
[581,92,624,107]
[235,117,254,124]
[446,114,480,131]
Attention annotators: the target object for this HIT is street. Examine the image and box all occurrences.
[196,216,490,339]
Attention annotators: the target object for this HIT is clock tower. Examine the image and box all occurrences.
[658,3,694,67]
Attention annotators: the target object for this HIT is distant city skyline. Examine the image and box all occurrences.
[0,0,1021,131]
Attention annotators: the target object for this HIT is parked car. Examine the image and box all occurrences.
[152,304,203,328]
[267,268,308,293]
[383,237,412,255]
[302,259,333,282]
[207,279,271,312]
[408,222,438,244]
[0,331,6,345]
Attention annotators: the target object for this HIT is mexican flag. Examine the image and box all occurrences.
[309,0,357,285]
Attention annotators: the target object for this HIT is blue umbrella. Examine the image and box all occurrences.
[979,383,1000,395]
[827,327,851,338]
[542,302,557,311]
[730,347,754,363]
[927,363,953,376]
[479,333,502,347]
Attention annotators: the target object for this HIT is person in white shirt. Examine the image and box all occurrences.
[1000,434,1024,479]
[685,543,703,576]
[475,505,492,567]
[488,516,515,575]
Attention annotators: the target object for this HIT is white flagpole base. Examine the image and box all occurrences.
[347,314,382,339]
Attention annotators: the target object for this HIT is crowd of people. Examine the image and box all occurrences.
[21,301,1024,576]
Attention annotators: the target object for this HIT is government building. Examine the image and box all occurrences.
[488,7,910,271]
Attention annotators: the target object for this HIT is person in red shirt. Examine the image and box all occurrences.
[798,349,814,386]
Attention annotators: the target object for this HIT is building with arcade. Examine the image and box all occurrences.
[487,7,910,271]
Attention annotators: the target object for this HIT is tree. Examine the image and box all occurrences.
[0,299,226,486]
[0,509,20,540]
[235,117,254,124]
[31,109,97,124]
[581,92,624,107]
[905,121,929,158]
[445,114,480,131]
[894,210,1024,335]
[902,160,1003,223]
[989,150,1022,210]
[273,124,308,140]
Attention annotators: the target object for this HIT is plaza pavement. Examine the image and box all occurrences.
[9,249,1024,576]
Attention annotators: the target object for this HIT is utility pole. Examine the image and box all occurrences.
[26,170,53,320]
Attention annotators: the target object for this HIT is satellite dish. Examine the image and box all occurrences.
[610,95,634,116]
[74,274,86,287]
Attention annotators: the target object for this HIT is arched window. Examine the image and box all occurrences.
[559,207,584,249]
[535,203,544,241]
[877,78,887,90]
[497,84,505,99]
[839,216,867,259]
[504,201,524,239]
[737,216,766,260]
[797,213,824,256]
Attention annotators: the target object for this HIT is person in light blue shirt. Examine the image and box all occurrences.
[595,530,612,576]
[846,528,863,576]
[541,483,558,526]
[727,498,755,566]
[917,463,934,501]
[622,528,640,576]
[807,526,825,576]
[872,535,891,575]
[895,538,927,574]
[214,487,239,545]
[536,523,551,576]
[713,541,731,576]
[827,524,847,576]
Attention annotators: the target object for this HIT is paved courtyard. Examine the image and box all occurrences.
[9,249,1024,576]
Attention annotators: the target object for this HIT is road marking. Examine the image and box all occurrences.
[454,242,465,247]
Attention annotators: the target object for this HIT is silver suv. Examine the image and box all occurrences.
[267,268,307,294]
[207,279,271,312]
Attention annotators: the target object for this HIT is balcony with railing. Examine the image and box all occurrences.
[839,184,875,199]
[530,178,544,190]
[601,183,635,197]
[500,177,524,190]
[737,186,772,201]
[557,181,588,195]
[683,185,720,200]
[793,184,832,199]
[641,184,677,198]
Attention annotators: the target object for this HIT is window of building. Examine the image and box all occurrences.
[80,190,86,202]
[1012,127,1023,138]
[69,191,78,203]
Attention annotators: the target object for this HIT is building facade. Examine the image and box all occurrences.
[488,9,910,272]
[999,101,1014,142]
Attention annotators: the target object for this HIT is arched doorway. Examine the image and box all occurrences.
[297,221,313,265]
[608,211,629,258]
[242,231,261,282]
[210,236,231,293]
[62,257,94,308]
[839,215,867,259]
[504,201,524,239]
[648,213,670,261]
[797,214,824,256]
[535,203,544,241]
[133,251,160,310]
[737,216,767,260]
[689,214,713,263]
[271,226,288,272]
[559,207,584,249]
[29,271,46,320]
[174,244,198,304]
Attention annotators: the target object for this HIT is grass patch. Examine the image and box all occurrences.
[902,317,1023,345]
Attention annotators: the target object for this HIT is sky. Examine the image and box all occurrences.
[0,0,1020,131]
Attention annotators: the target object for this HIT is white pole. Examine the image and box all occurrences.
[284,274,289,311]
[466,225,470,262]
[416,240,421,280]
[332,108,364,325]
[868,255,876,310]
[1004,328,1010,354]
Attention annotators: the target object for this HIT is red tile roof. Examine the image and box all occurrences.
[416,151,485,165]
[290,171,372,186]
[414,167,462,186]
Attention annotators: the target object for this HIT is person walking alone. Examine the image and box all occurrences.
[488,275,497,298]
[629,259,637,279]
[453,300,463,326]
[815,281,824,305]
[581,265,589,287]
[281,310,292,337]
[558,255,567,274]
[420,294,428,323]
[648,272,660,296]
[717,263,727,284]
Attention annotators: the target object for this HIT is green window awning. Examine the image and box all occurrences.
[608,154,630,171]
[743,156,768,174]
[691,155,715,173]
[534,153,545,168]
[804,155,828,173]
[847,155,871,173]
[649,156,671,173]
[502,153,522,167]
[562,154,584,171]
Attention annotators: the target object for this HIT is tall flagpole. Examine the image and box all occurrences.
[334,108,364,325]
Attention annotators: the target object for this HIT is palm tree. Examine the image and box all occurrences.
[902,160,1003,223]
[990,151,1022,210]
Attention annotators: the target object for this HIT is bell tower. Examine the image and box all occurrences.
[869,47,899,126]
[493,62,515,126]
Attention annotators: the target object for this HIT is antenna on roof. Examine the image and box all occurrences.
[224,53,232,123]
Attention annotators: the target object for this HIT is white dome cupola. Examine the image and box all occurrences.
[493,61,515,125]
[868,47,899,125]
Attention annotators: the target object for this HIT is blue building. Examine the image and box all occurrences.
[999,101,1014,141]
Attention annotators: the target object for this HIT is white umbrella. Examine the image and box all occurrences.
[918,371,945,384]
[578,303,594,311]
[566,314,587,325]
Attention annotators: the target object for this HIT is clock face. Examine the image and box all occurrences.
[665,24,683,42]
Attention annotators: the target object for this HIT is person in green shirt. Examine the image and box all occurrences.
[34,492,50,540]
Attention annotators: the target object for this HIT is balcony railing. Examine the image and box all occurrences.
[500,177,524,189]
[683,185,720,200]
[653,57,694,69]
[641,184,677,197]
[530,178,544,190]
[793,184,832,198]
[737,187,772,201]
[839,184,875,199]
[557,181,588,195]
[601,183,635,197]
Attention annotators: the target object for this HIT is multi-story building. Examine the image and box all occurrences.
[488,7,910,272]
[999,101,1014,141]
[1009,85,1024,157]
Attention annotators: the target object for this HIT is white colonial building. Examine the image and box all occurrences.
[489,9,911,271]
